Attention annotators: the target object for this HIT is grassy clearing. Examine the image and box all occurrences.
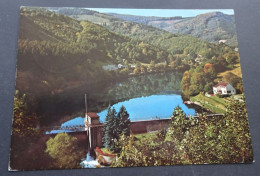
[135,132,157,140]
[135,132,160,146]
[218,63,242,78]
[190,94,230,114]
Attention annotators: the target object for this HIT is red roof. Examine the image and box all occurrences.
[86,112,99,118]
[213,82,228,87]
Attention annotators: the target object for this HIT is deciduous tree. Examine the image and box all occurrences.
[45,133,84,169]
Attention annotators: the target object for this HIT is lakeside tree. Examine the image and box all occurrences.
[45,133,84,169]
[117,106,131,137]
[181,71,191,99]
[103,106,117,150]
[102,105,131,152]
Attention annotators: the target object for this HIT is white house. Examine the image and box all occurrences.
[219,40,227,44]
[213,82,236,95]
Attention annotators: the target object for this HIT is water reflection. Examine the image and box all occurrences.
[38,72,184,125]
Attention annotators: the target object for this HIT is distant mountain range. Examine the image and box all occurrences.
[49,7,235,56]
[49,8,238,47]
[108,11,238,47]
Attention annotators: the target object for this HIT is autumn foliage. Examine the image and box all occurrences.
[203,63,214,73]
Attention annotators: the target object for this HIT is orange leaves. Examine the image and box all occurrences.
[203,63,214,73]
[183,71,190,78]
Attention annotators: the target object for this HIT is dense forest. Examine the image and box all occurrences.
[18,7,174,97]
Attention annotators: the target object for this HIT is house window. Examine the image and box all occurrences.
[227,91,231,93]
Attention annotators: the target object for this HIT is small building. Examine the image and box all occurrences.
[219,40,227,44]
[102,65,117,71]
[85,112,100,125]
[84,112,103,149]
[213,82,236,95]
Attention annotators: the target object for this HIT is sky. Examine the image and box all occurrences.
[86,8,234,18]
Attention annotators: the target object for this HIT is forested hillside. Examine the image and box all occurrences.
[17,7,173,97]
[109,11,238,47]
[54,8,234,60]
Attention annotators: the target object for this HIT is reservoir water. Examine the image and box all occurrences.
[42,72,196,128]
[98,94,195,122]
[55,93,195,129]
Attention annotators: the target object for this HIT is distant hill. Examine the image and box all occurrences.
[108,13,184,24]
[109,11,238,47]
[52,8,233,59]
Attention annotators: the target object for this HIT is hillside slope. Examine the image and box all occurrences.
[109,11,238,47]
[53,8,234,60]
[17,7,172,96]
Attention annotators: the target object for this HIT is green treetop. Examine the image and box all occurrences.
[45,133,84,169]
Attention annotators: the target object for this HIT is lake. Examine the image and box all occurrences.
[98,94,195,122]
[45,72,196,129]
[54,93,196,129]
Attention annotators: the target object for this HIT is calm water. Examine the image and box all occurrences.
[42,72,196,127]
[55,94,195,129]
[98,94,195,122]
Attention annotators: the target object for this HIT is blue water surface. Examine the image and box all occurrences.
[61,117,85,127]
[97,94,195,122]
[55,94,196,130]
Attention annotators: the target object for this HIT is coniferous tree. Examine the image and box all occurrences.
[102,105,113,149]
[110,107,118,151]
[102,105,130,152]
[102,106,118,151]
[117,105,130,137]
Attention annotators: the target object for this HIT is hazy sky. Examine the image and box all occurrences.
[86,8,234,17]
